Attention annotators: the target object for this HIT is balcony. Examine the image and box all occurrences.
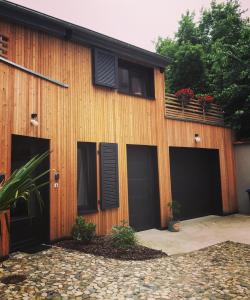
[165,93,224,126]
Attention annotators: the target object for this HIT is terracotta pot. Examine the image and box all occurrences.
[168,220,180,232]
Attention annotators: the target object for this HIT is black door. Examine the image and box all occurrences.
[169,147,222,220]
[127,145,160,231]
[11,135,50,252]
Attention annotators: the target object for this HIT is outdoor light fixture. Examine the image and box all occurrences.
[194,133,201,143]
[54,171,60,188]
[30,113,39,127]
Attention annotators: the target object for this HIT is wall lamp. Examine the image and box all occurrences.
[194,133,201,143]
[31,113,39,127]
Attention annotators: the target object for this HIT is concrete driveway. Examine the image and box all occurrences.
[136,214,250,255]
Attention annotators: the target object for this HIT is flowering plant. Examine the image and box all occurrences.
[175,88,194,106]
[175,88,194,99]
[197,94,214,103]
[197,94,214,112]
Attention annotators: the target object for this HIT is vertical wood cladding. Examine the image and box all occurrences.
[0,20,237,254]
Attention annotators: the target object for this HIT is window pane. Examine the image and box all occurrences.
[131,75,144,96]
[118,67,129,93]
[77,142,97,212]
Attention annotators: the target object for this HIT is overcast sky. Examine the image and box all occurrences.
[11,0,250,52]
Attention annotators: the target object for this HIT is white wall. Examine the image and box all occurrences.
[234,143,250,214]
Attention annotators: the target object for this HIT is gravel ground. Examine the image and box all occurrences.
[0,241,249,299]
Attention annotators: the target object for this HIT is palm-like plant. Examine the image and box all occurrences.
[0,151,50,236]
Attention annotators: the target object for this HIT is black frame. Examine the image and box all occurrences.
[77,142,98,214]
[169,147,223,220]
[118,59,155,99]
[10,134,50,252]
[126,145,160,231]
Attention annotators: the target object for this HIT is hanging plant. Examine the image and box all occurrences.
[197,94,214,112]
[175,88,194,106]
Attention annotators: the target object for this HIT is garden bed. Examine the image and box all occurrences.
[56,236,167,261]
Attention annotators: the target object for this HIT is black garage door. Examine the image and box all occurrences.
[169,147,222,220]
[127,145,160,231]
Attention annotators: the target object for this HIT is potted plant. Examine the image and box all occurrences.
[0,152,50,257]
[168,201,181,232]
[175,88,194,106]
[197,94,214,112]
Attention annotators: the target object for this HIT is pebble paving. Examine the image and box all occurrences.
[0,241,249,299]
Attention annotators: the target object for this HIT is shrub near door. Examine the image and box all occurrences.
[111,220,137,249]
[72,217,96,244]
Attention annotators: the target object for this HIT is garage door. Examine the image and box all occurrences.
[127,145,160,231]
[169,147,222,220]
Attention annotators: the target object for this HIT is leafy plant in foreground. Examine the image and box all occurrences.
[111,220,137,249]
[72,217,96,244]
[0,151,50,236]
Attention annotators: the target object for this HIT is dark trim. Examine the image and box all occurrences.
[77,209,99,215]
[118,90,155,101]
[0,0,170,69]
[0,56,69,88]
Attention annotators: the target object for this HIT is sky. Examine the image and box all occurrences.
[10,0,250,52]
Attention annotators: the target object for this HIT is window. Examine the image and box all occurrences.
[77,142,97,213]
[92,48,155,99]
[118,59,155,99]
[0,35,9,58]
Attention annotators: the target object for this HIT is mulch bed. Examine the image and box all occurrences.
[0,274,27,284]
[56,236,167,261]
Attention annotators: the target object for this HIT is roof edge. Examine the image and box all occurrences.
[0,0,170,68]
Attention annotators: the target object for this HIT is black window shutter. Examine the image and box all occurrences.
[100,143,119,210]
[93,48,118,88]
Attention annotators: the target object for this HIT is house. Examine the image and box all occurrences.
[0,1,237,257]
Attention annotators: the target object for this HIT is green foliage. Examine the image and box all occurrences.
[111,220,137,249]
[72,217,96,244]
[175,10,201,45]
[0,152,50,236]
[156,0,250,139]
[168,201,181,220]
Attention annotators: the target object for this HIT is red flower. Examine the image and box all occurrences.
[175,88,194,99]
[204,95,214,103]
[197,95,214,103]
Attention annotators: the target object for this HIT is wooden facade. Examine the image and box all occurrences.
[0,16,237,255]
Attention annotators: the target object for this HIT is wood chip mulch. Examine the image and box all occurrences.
[56,236,167,261]
[0,274,27,284]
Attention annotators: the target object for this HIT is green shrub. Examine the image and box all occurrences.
[111,220,137,249]
[72,217,96,244]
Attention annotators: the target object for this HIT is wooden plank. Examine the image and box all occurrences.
[0,19,236,257]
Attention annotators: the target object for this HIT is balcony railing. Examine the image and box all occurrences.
[165,93,224,126]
